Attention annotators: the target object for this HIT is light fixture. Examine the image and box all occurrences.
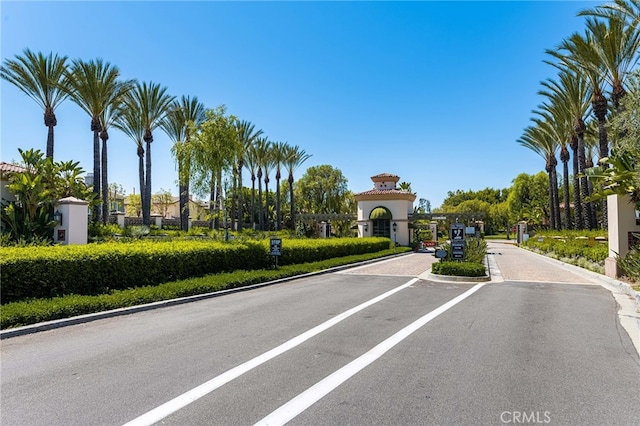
[364,223,368,232]
[392,222,397,233]
[53,210,62,225]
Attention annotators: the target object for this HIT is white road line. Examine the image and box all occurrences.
[254,282,487,426]
[122,277,420,426]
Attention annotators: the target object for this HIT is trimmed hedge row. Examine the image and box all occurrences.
[1,247,408,329]
[0,237,392,304]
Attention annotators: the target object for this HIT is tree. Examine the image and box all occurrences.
[283,145,312,230]
[126,81,175,226]
[113,101,146,221]
[125,194,142,217]
[152,188,173,218]
[1,148,95,243]
[252,137,271,231]
[163,96,205,231]
[507,172,550,228]
[64,58,128,224]
[518,123,560,229]
[579,1,640,34]
[190,106,239,229]
[233,120,263,231]
[271,141,288,231]
[295,165,349,215]
[1,49,69,159]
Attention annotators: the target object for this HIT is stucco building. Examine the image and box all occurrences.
[355,173,416,246]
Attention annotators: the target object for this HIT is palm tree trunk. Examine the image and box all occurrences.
[570,136,583,229]
[575,119,592,229]
[144,132,153,227]
[562,157,571,229]
[250,175,256,230]
[552,168,561,230]
[546,165,556,230]
[44,107,56,159]
[275,170,281,231]
[91,117,102,224]
[137,145,145,219]
[264,176,270,231]
[238,161,245,232]
[257,167,264,231]
[178,157,190,232]
[100,131,109,225]
[289,173,295,231]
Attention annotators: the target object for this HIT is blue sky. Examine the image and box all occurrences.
[1,0,600,208]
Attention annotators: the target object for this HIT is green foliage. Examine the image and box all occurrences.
[438,237,487,263]
[0,237,392,304]
[0,247,408,329]
[432,261,486,277]
[522,229,608,272]
[295,165,350,214]
[507,172,550,226]
[616,247,640,283]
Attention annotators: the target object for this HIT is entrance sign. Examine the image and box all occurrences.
[450,223,465,241]
[450,223,465,259]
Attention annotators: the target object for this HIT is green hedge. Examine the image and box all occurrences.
[432,261,486,277]
[0,237,391,304]
[1,247,408,329]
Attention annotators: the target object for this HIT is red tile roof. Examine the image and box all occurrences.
[0,162,26,174]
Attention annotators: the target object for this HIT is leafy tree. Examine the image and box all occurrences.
[295,165,349,215]
[190,106,239,229]
[152,188,173,218]
[507,172,550,228]
[1,49,69,159]
[125,194,142,217]
[1,149,95,244]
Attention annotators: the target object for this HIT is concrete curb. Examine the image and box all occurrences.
[0,251,413,340]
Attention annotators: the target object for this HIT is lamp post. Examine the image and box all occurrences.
[392,221,397,250]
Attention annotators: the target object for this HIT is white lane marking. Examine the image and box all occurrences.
[254,282,487,426]
[122,278,420,426]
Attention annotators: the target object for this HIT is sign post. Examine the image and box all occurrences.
[450,223,465,260]
[270,238,282,268]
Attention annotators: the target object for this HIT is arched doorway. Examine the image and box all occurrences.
[370,206,392,238]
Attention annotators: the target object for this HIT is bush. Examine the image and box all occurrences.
[432,261,486,277]
[0,237,392,304]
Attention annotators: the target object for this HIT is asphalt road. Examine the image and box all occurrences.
[1,253,639,426]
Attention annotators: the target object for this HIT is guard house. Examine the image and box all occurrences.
[355,173,416,246]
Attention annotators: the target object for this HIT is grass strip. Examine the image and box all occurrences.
[1,247,410,329]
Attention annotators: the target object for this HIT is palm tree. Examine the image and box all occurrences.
[271,141,288,231]
[518,123,560,229]
[64,58,126,223]
[162,96,205,231]
[579,0,640,27]
[283,145,312,230]
[126,81,175,225]
[233,120,263,231]
[538,72,591,229]
[1,49,69,159]
[112,104,146,219]
[244,143,259,230]
[98,80,134,223]
[253,137,271,231]
[545,54,597,229]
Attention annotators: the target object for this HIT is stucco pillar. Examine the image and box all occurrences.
[54,197,89,245]
[605,194,640,278]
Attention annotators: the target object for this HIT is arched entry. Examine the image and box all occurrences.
[370,206,392,238]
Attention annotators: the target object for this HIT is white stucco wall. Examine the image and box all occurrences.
[357,199,413,245]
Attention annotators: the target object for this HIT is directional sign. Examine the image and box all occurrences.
[270,238,282,256]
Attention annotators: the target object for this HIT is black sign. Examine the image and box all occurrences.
[450,223,465,241]
[270,238,282,256]
[451,240,465,259]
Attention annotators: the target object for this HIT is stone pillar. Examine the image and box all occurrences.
[54,197,89,245]
[605,194,640,278]
[114,212,125,228]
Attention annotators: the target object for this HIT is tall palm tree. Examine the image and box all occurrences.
[126,81,175,225]
[271,141,289,231]
[544,59,595,229]
[64,58,126,223]
[162,96,205,231]
[1,49,69,159]
[253,137,271,231]
[244,143,259,230]
[283,145,312,231]
[233,120,263,231]
[579,0,640,28]
[518,123,560,229]
[112,104,146,219]
[98,80,134,223]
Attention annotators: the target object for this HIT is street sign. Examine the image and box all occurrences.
[270,238,282,256]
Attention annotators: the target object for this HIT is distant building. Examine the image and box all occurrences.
[355,173,416,246]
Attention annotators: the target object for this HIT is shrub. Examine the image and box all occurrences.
[432,261,486,277]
